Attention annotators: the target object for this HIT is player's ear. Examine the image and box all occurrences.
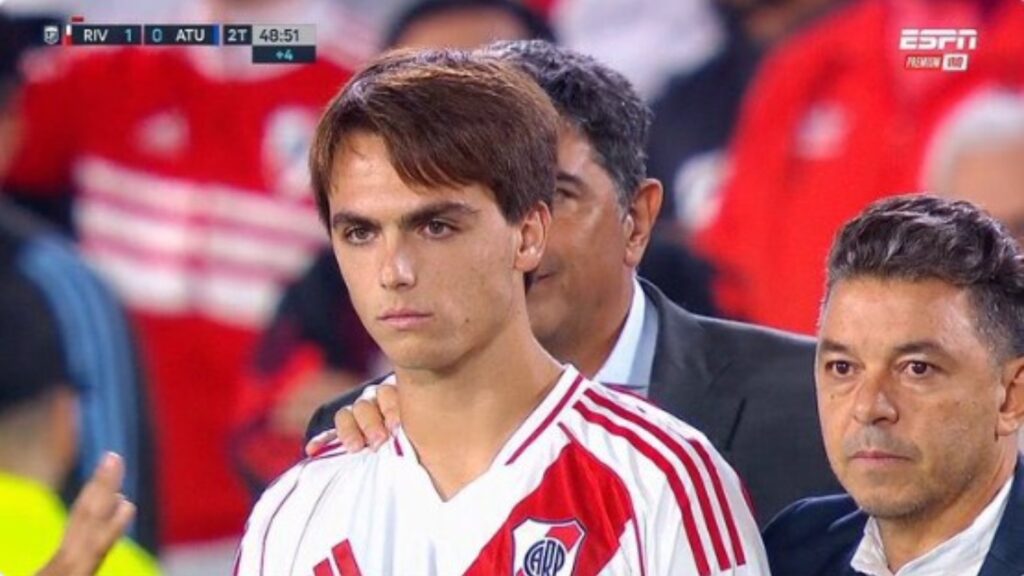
[514,201,549,274]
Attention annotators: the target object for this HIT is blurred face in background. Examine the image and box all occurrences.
[716,0,838,45]
[945,138,1024,244]
[392,7,532,50]
[0,87,21,181]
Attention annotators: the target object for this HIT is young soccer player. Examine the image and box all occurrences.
[236,49,767,576]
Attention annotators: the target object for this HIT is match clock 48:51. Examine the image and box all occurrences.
[252,24,315,46]
[258,27,298,44]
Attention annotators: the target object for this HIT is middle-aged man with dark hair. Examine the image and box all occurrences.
[765,195,1024,576]
[305,39,841,527]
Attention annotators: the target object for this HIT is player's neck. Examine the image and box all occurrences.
[395,315,563,501]
[542,276,634,379]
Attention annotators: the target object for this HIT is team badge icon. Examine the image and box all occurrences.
[512,518,585,576]
[43,25,60,45]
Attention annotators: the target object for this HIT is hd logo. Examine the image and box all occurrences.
[512,519,585,576]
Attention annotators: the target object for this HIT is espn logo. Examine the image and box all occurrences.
[899,29,977,51]
[900,29,977,72]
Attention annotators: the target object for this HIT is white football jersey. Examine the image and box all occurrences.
[236,366,769,576]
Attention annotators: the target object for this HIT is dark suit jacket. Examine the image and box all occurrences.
[763,456,1024,576]
[306,278,840,525]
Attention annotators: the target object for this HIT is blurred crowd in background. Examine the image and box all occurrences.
[0,0,1022,573]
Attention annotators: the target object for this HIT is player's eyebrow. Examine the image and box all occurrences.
[330,201,481,232]
[330,211,378,232]
[398,201,480,231]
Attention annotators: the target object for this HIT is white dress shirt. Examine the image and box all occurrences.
[593,277,660,395]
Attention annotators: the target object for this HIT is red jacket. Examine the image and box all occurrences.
[697,0,1024,334]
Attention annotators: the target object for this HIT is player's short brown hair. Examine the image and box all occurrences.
[310,48,559,230]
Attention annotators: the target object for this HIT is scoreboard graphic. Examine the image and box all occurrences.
[42,17,316,64]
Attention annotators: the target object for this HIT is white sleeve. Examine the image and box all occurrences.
[567,384,772,576]
[646,431,771,576]
[234,463,306,576]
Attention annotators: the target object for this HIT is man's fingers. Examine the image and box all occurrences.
[334,407,368,452]
[105,498,136,542]
[323,382,399,455]
[49,454,136,576]
[83,497,135,571]
[352,399,388,450]
[305,430,337,457]
[357,384,380,402]
[92,452,125,492]
[377,384,401,432]
[72,453,125,521]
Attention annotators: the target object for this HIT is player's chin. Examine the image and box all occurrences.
[383,340,459,373]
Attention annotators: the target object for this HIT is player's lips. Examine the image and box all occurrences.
[378,309,432,330]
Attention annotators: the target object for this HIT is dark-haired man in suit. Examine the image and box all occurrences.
[765,195,1024,575]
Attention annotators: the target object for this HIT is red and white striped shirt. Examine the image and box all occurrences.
[237,366,769,575]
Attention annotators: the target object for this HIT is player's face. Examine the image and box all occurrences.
[816,277,1007,521]
[328,132,546,373]
[528,125,633,353]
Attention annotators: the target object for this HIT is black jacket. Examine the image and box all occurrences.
[764,456,1024,576]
